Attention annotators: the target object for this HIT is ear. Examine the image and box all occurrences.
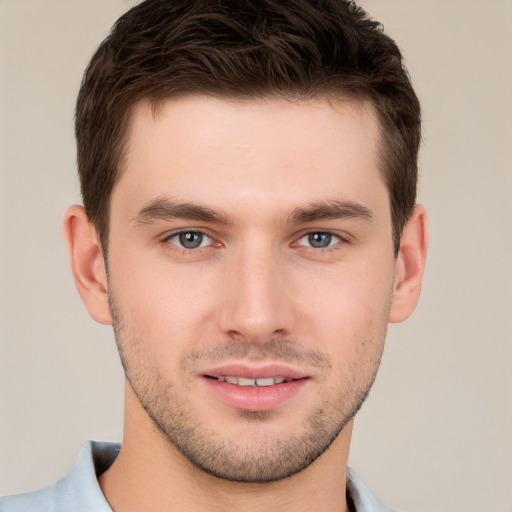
[63,205,112,325]
[388,204,428,323]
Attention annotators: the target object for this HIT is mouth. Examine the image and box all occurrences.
[206,375,292,387]
[201,365,310,411]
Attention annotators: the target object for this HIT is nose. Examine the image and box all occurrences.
[216,244,295,344]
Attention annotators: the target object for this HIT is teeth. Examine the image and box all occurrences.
[255,377,274,387]
[217,376,289,387]
[237,377,255,386]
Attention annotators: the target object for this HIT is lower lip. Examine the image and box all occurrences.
[202,377,310,412]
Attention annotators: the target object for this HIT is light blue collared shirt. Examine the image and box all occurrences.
[0,441,395,512]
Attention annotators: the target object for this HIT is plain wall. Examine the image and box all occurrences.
[0,1,511,511]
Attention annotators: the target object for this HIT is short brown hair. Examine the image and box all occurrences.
[76,0,421,255]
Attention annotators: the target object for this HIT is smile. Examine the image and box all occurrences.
[215,376,291,387]
[202,368,310,411]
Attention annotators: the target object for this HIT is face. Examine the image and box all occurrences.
[106,96,397,482]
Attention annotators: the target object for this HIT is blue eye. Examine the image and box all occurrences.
[298,232,341,249]
[168,231,212,249]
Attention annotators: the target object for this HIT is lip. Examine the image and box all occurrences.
[202,363,308,381]
[200,363,310,412]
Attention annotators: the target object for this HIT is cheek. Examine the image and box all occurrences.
[108,255,220,353]
[297,260,394,326]
[295,262,393,368]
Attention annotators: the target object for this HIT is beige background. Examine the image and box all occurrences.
[0,1,511,511]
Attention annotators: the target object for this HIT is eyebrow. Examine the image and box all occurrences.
[132,197,230,225]
[289,200,373,224]
[132,197,373,227]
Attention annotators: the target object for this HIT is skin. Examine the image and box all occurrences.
[64,96,428,512]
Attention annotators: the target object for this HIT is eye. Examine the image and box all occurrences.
[297,232,341,249]
[167,231,212,249]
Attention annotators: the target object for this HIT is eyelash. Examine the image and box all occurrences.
[294,232,344,251]
[162,230,217,252]
[161,229,348,255]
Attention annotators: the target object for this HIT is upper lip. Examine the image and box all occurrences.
[201,363,308,380]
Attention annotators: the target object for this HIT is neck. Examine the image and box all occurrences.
[99,382,353,512]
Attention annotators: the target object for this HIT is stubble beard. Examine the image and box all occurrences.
[109,294,386,483]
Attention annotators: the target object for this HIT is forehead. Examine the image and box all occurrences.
[113,95,386,218]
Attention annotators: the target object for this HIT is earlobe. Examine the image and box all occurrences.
[388,204,428,324]
[63,205,113,325]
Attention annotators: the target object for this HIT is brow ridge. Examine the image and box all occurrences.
[132,197,373,226]
[133,197,230,225]
[289,200,373,224]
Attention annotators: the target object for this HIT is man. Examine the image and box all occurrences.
[1,0,427,510]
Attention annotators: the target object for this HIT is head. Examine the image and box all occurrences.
[66,0,427,485]
[76,0,421,257]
